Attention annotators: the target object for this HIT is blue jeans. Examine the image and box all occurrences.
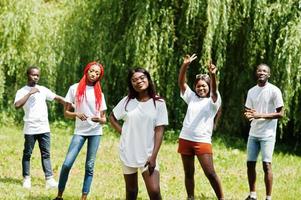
[247,135,276,162]
[22,132,53,178]
[58,134,101,194]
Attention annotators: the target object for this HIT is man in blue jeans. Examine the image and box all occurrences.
[14,66,65,189]
[244,64,284,200]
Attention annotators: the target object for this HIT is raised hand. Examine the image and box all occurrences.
[183,53,197,66]
[208,60,217,75]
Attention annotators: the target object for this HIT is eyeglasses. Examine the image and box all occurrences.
[131,75,147,83]
[195,74,209,79]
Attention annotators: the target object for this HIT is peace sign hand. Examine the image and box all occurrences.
[183,53,197,66]
[208,60,217,75]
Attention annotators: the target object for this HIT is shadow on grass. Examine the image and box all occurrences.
[0,177,22,185]
[195,194,217,200]
[25,194,79,200]
[24,196,53,200]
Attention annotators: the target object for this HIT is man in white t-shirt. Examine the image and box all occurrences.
[14,66,65,189]
[244,64,284,200]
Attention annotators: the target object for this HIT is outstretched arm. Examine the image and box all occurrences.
[54,95,66,106]
[208,61,218,103]
[14,87,39,109]
[178,54,197,94]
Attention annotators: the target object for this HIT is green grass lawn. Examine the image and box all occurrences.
[0,123,300,200]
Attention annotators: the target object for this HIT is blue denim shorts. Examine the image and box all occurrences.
[247,135,276,162]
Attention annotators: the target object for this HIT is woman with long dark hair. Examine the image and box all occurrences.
[109,68,168,200]
[54,61,107,200]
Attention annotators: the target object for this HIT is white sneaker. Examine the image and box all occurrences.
[23,176,31,189]
[45,177,58,189]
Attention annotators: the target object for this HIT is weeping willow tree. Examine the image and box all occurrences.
[0,0,68,122]
[0,0,300,146]
[216,0,301,144]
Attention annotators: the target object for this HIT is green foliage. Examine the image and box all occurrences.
[0,0,300,145]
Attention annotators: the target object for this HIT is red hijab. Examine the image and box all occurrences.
[75,61,104,111]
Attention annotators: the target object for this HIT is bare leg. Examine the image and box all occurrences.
[55,190,64,199]
[142,169,161,200]
[181,155,195,199]
[124,173,138,200]
[247,161,257,192]
[81,193,87,200]
[197,154,224,199]
[263,162,273,196]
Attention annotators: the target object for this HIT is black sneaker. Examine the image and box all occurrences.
[245,196,256,200]
[53,197,63,200]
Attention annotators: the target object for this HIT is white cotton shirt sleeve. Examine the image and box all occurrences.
[245,90,253,109]
[14,88,29,104]
[180,86,194,104]
[65,84,76,104]
[273,87,284,109]
[43,86,56,101]
[210,91,221,112]
[155,100,169,126]
[112,96,128,120]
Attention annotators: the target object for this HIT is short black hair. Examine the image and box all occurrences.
[257,63,270,73]
[26,66,40,75]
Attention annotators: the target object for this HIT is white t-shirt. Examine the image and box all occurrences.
[112,96,169,167]
[14,85,56,135]
[179,86,221,143]
[245,82,284,138]
[65,83,107,136]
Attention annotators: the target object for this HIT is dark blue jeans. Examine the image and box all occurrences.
[22,132,53,178]
[58,134,101,194]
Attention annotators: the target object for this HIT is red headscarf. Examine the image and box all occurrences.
[75,61,104,111]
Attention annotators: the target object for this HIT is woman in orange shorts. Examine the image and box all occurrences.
[178,54,224,200]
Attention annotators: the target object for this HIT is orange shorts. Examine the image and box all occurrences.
[178,138,212,155]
